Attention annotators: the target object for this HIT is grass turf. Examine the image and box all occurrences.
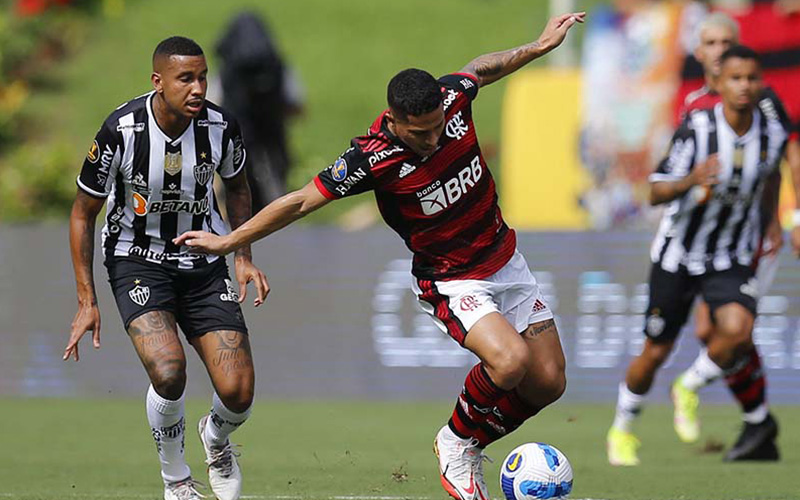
[0,399,797,500]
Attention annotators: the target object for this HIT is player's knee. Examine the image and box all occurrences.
[641,341,673,368]
[489,349,529,389]
[217,384,254,413]
[539,363,567,406]
[150,364,186,400]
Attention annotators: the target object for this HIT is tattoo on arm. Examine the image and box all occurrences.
[466,42,541,86]
[224,175,253,260]
[523,319,555,338]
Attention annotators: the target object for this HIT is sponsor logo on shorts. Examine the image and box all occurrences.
[532,299,547,313]
[740,278,759,298]
[128,279,150,306]
[646,309,665,337]
[220,279,240,302]
[459,295,480,311]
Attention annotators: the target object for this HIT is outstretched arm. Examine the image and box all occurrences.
[64,190,105,361]
[174,180,331,255]
[460,12,585,88]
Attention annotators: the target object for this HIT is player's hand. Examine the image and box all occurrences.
[536,12,586,53]
[689,154,720,187]
[64,302,101,362]
[173,231,233,255]
[234,256,270,307]
[791,226,800,258]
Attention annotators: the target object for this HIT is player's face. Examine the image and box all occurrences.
[389,105,446,157]
[718,57,761,112]
[695,26,737,77]
[152,55,208,119]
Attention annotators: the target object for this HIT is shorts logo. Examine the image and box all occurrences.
[740,278,759,298]
[220,279,240,302]
[459,295,480,311]
[193,162,215,185]
[646,309,665,337]
[332,157,348,182]
[164,152,182,176]
[87,140,100,163]
[128,279,150,306]
[132,192,148,216]
[532,299,547,313]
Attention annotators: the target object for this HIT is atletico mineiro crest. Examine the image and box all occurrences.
[128,279,150,306]
[193,162,215,185]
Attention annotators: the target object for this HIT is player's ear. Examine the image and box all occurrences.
[151,72,163,94]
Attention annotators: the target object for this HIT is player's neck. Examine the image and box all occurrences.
[722,105,753,137]
[152,93,192,139]
[705,73,719,94]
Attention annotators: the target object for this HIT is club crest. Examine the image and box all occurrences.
[193,162,215,185]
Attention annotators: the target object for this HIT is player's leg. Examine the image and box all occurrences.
[106,257,199,498]
[608,264,694,466]
[178,258,253,500]
[127,311,201,499]
[701,266,778,461]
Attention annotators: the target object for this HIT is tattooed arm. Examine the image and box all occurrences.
[64,190,105,361]
[460,12,585,88]
[222,171,270,306]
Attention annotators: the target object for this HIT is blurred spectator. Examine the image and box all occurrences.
[580,0,686,229]
[214,11,305,211]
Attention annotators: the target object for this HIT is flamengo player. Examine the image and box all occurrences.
[670,13,798,461]
[175,12,585,500]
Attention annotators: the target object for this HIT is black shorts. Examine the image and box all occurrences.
[105,257,248,338]
[643,263,757,343]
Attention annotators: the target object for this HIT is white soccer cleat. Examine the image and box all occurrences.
[433,425,491,500]
[198,415,242,500]
[164,477,205,500]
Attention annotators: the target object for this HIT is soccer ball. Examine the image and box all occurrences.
[499,443,573,500]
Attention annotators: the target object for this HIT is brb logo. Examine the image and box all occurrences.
[417,155,482,215]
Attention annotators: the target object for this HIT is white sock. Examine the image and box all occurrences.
[743,404,769,425]
[612,382,644,432]
[146,385,190,483]
[680,349,724,391]
[204,392,251,449]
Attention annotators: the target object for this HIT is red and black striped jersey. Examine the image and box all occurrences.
[314,73,516,281]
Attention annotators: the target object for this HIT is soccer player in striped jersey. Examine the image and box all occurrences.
[64,37,269,500]
[175,13,585,500]
[671,13,799,461]
[608,46,788,466]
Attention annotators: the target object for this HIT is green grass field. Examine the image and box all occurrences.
[1,399,797,500]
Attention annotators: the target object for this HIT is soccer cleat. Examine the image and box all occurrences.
[724,413,779,462]
[164,477,205,500]
[671,376,700,443]
[607,427,641,466]
[198,415,242,500]
[433,425,491,500]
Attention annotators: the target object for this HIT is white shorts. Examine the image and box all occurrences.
[412,250,553,345]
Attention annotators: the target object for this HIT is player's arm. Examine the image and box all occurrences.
[64,190,105,361]
[459,12,585,88]
[221,170,270,306]
[785,139,800,256]
[650,155,719,206]
[762,168,784,256]
[175,180,331,255]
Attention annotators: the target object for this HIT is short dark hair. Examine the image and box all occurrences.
[387,68,442,119]
[153,36,204,63]
[720,45,760,66]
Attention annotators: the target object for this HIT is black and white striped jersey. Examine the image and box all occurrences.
[77,92,247,269]
[649,103,788,275]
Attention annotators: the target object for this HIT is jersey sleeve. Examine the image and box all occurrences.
[438,73,479,101]
[314,144,377,200]
[650,119,697,182]
[76,122,121,198]
[760,88,794,138]
[218,117,247,179]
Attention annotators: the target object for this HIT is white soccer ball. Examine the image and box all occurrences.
[499,443,573,500]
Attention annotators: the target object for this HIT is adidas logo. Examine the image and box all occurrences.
[399,162,416,178]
